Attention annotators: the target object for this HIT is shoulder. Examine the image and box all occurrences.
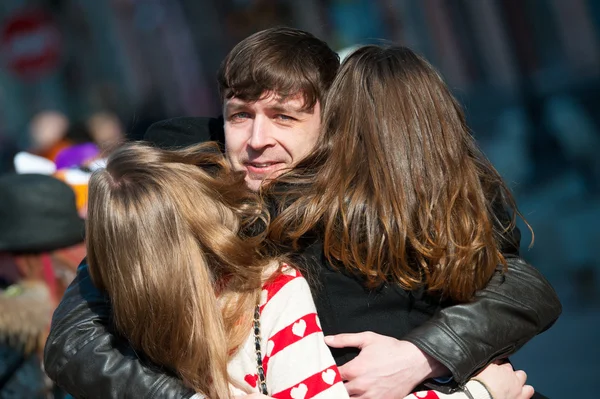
[259,265,317,337]
[261,264,307,306]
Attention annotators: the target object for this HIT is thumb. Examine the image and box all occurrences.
[324,332,372,349]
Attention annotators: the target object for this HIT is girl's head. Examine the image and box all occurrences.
[86,142,270,398]
[272,45,526,301]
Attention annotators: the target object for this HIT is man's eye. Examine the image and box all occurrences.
[231,112,250,120]
[276,114,296,121]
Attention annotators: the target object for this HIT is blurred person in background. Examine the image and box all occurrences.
[45,27,559,399]
[0,173,85,398]
[86,111,125,152]
[28,111,72,162]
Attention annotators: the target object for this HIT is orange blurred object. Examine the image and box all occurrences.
[53,170,89,214]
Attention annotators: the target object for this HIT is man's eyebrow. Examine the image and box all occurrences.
[269,104,312,115]
[224,102,248,114]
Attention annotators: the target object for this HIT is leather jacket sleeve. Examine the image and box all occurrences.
[403,253,562,386]
[43,262,196,399]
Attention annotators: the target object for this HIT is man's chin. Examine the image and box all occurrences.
[245,177,263,192]
[245,172,285,192]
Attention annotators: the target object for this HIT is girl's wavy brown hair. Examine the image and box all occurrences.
[87,141,272,398]
[269,45,531,302]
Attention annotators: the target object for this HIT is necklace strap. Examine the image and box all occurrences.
[253,304,268,394]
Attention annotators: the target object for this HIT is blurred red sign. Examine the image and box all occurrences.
[0,9,61,80]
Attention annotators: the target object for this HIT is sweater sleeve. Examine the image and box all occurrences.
[260,268,349,399]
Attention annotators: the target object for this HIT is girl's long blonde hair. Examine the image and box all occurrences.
[86,141,271,398]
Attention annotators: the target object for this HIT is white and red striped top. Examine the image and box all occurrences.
[227,264,347,398]
[225,265,491,399]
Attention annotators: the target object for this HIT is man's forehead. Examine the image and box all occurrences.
[224,92,315,113]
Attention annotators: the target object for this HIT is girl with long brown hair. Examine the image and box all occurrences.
[268,44,536,398]
[272,44,529,303]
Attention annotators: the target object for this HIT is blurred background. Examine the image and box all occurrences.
[0,0,598,397]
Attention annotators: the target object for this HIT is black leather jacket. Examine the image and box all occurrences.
[44,252,560,399]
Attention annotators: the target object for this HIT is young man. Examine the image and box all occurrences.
[44,28,560,398]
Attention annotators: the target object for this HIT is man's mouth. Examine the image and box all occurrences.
[250,162,273,168]
[244,162,283,175]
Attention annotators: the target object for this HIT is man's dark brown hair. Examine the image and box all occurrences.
[217,27,340,111]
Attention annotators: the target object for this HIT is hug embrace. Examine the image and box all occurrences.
[44,27,560,399]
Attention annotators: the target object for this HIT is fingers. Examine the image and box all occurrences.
[515,370,528,386]
[343,378,367,396]
[338,358,361,381]
[324,332,373,349]
[520,385,535,399]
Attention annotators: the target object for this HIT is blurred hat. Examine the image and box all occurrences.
[143,116,224,149]
[0,174,84,253]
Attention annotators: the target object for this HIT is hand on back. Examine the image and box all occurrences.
[325,331,536,399]
[324,331,447,398]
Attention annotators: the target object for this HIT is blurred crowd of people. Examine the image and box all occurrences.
[0,109,124,397]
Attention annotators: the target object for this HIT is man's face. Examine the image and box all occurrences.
[224,92,321,191]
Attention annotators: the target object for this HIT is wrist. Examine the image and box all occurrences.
[401,340,449,382]
[465,380,493,399]
[420,350,450,381]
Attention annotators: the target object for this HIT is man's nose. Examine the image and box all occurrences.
[248,116,276,150]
